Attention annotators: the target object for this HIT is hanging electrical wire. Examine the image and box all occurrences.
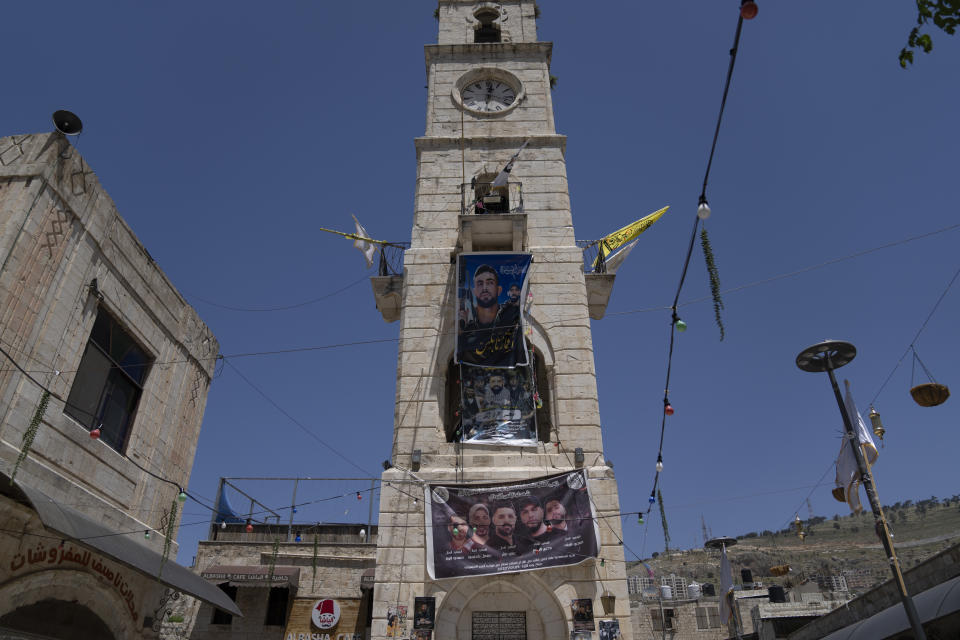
[645,2,756,520]
[869,262,960,407]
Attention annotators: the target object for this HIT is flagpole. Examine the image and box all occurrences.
[796,340,927,640]
[315,226,399,247]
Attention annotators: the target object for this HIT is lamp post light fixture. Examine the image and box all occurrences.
[795,340,926,640]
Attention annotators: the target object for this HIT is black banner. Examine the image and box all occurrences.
[425,470,599,580]
[460,364,537,445]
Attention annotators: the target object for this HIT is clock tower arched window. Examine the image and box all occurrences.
[474,9,501,43]
[443,346,551,444]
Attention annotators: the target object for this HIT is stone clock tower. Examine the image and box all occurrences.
[371,2,631,638]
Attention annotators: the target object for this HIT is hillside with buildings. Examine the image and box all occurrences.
[628,495,960,597]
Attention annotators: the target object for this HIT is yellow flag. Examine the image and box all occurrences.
[595,206,669,265]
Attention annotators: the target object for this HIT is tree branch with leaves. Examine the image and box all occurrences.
[900,0,960,67]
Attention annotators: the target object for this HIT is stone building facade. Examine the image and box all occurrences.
[370,2,631,638]
[0,131,234,638]
[184,522,377,640]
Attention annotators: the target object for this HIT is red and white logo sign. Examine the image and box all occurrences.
[311,599,341,629]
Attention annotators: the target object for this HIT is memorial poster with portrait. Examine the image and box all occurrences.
[413,597,435,630]
[424,470,599,580]
[456,253,532,368]
[571,599,595,632]
[599,619,622,640]
[459,364,537,446]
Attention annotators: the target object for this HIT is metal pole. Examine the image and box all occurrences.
[287,478,299,542]
[210,477,225,540]
[366,479,376,543]
[824,366,927,640]
[657,591,666,640]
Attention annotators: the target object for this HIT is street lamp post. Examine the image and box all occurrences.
[795,340,926,640]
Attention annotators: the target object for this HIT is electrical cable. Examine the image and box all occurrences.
[869,261,960,407]
[4,220,957,379]
[644,2,751,521]
[222,358,376,478]
[183,273,371,312]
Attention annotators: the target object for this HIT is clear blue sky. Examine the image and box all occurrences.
[4,2,959,565]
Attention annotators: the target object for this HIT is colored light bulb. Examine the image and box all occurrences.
[246,523,254,533]
[675,319,687,332]
[740,0,758,19]
[664,404,674,416]
[295,533,302,542]
[357,492,362,500]
[89,428,101,439]
[144,530,151,539]
[638,514,645,525]
[452,527,459,536]
[177,491,187,503]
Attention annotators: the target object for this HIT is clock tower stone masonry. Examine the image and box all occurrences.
[371,2,632,638]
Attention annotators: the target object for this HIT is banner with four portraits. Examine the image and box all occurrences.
[425,470,600,580]
[456,253,537,445]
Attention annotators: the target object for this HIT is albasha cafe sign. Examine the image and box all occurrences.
[282,599,362,640]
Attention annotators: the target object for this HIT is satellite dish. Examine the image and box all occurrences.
[52,110,83,136]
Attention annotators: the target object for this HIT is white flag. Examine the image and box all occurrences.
[834,435,863,513]
[719,544,735,624]
[491,140,529,187]
[833,381,879,513]
[603,239,639,272]
[352,215,376,269]
[844,382,879,465]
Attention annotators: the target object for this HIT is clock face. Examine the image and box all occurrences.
[461,79,517,113]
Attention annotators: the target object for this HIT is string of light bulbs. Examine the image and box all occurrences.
[645,0,756,518]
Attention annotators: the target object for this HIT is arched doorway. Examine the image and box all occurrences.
[0,570,138,640]
[435,572,568,639]
[0,599,115,640]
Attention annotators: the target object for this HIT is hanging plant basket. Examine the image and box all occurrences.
[910,383,950,407]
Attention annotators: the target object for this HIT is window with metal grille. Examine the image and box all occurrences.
[65,307,152,452]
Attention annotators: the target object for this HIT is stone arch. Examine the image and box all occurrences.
[0,569,140,639]
[467,3,509,43]
[435,572,568,639]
